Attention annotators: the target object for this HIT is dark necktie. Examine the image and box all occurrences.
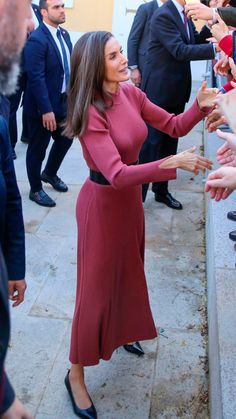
[182,11,190,39]
[56,28,70,88]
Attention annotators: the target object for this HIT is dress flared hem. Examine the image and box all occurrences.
[69,330,158,367]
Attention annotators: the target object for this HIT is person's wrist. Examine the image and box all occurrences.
[212,43,216,56]
[167,154,179,168]
[175,154,182,169]
[129,65,138,70]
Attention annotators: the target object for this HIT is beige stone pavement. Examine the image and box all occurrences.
[6,87,209,418]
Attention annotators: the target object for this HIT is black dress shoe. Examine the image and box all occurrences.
[12,149,17,160]
[123,341,145,356]
[41,171,68,192]
[154,192,183,210]
[227,211,236,222]
[29,189,56,207]
[229,230,236,242]
[65,371,97,419]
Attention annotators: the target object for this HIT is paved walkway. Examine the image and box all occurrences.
[6,87,209,418]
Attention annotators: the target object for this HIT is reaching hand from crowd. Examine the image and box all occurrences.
[216,129,236,165]
[196,81,218,109]
[205,166,236,200]
[228,57,236,79]
[205,131,236,200]
[159,146,213,175]
[205,108,226,132]
[217,129,236,152]
[185,3,214,21]
[211,17,229,43]
[217,144,236,166]
[214,53,230,76]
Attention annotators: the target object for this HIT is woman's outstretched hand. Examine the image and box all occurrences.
[197,81,218,109]
[159,146,213,175]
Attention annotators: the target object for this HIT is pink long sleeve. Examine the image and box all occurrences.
[80,83,208,190]
[81,107,176,189]
[140,94,208,138]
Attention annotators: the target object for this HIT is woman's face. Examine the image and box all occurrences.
[103,37,129,92]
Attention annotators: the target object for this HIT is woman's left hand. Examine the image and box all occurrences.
[197,81,218,109]
[159,146,213,174]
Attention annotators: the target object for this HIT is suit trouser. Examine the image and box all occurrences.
[7,73,28,148]
[139,103,185,202]
[26,115,73,193]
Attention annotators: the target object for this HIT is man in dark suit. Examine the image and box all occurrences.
[0,116,29,418]
[24,0,73,207]
[0,248,14,417]
[7,2,42,159]
[127,0,160,87]
[141,0,216,206]
[0,1,33,417]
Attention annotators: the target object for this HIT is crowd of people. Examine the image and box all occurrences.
[0,0,235,418]
[185,0,236,240]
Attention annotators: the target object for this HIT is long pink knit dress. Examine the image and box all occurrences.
[69,83,206,366]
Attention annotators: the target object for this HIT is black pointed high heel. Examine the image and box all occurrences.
[64,371,97,418]
[123,341,145,356]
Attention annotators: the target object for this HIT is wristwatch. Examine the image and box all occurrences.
[128,65,138,70]
[212,8,218,24]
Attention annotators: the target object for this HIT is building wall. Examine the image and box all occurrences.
[64,0,114,32]
[33,0,115,32]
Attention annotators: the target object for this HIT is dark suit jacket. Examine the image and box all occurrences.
[0,116,25,280]
[0,95,10,122]
[142,0,215,109]
[23,23,72,119]
[127,0,158,74]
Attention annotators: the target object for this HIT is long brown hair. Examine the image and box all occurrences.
[64,31,114,138]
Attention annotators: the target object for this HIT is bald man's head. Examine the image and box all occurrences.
[0,0,33,94]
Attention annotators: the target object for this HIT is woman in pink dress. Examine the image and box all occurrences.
[63,31,215,418]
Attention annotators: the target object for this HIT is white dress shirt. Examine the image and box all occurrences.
[44,22,70,93]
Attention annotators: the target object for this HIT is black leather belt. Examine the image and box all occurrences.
[90,170,110,185]
[90,161,138,185]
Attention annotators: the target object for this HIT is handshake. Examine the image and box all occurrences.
[205,129,236,201]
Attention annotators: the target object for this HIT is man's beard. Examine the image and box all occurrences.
[0,59,20,96]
